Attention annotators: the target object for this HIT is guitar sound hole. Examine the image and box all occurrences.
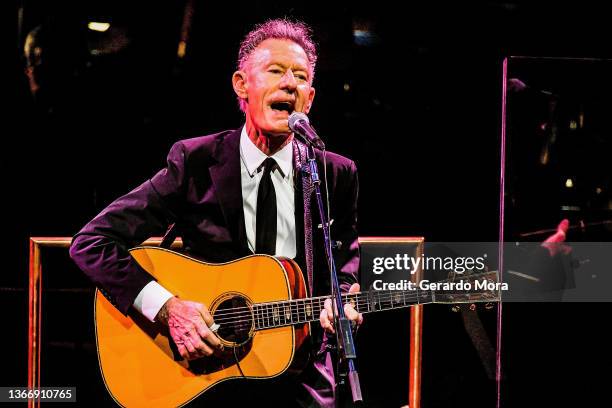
[213,295,253,346]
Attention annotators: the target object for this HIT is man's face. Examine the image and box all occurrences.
[233,38,315,137]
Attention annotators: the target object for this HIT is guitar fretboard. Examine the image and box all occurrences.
[252,288,433,330]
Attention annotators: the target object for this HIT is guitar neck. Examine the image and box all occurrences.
[253,287,433,330]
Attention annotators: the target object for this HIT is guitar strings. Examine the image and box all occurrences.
[209,272,496,320]
[210,290,426,319]
[211,290,430,317]
[210,275,493,319]
[212,288,488,323]
[210,289,494,328]
[210,291,432,326]
[211,285,492,319]
[206,270,498,321]
[214,291,428,318]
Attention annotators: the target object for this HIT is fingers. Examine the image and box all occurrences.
[194,317,222,350]
[558,219,569,234]
[344,302,362,323]
[187,329,214,357]
[176,343,188,360]
[319,298,335,334]
[191,301,215,327]
[175,331,197,360]
[344,290,364,328]
[175,327,215,360]
[183,335,197,354]
[319,295,364,334]
[166,299,222,360]
[176,329,214,360]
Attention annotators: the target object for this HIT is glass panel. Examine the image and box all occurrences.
[501,57,612,407]
[504,57,612,242]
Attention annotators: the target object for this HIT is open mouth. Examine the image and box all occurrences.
[270,101,295,114]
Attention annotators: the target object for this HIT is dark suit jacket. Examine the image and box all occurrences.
[70,128,359,315]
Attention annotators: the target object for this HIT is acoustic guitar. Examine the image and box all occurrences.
[95,246,499,407]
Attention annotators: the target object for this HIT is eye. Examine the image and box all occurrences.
[268,68,283,75]
[292,70,308,81]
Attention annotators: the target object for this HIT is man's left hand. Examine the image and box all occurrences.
[319,283,364,334]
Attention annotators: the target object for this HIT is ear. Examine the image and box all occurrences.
[232,70,248,100]
[304,86,316,114]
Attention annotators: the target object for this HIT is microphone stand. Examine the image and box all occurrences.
[305,143,362,404]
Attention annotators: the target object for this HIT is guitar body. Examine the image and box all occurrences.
[95,247,309,407]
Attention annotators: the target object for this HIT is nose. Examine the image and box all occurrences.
[279,69,297,92]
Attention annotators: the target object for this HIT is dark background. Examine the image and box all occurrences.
[5,1,611,407]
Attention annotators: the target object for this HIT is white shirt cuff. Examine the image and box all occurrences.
[133,281,175,322]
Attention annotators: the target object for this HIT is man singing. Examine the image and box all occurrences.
[70,19,362,407]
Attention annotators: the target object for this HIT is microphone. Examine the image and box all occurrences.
[288,112,326,150]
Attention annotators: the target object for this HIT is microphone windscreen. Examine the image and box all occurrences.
[288,112,309,132]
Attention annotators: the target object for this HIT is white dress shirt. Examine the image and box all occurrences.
[133,125,297,321]
[239,125,296,258]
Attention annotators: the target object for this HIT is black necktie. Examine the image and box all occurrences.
[256,157,277,255]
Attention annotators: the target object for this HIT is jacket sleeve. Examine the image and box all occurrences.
[69,142,187,314]
[333,159,360,293]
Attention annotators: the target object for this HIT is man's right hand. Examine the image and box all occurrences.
[156,297,222,360]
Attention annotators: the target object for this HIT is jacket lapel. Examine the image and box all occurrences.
[294,155,306,264]
[293,139,315,295]
[208,128,250,256]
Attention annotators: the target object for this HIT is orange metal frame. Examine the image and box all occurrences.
[359,237,425,408]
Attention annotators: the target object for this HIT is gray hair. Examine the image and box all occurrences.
[236,18,317,112]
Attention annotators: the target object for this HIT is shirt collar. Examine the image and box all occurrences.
[240,125,293,178]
